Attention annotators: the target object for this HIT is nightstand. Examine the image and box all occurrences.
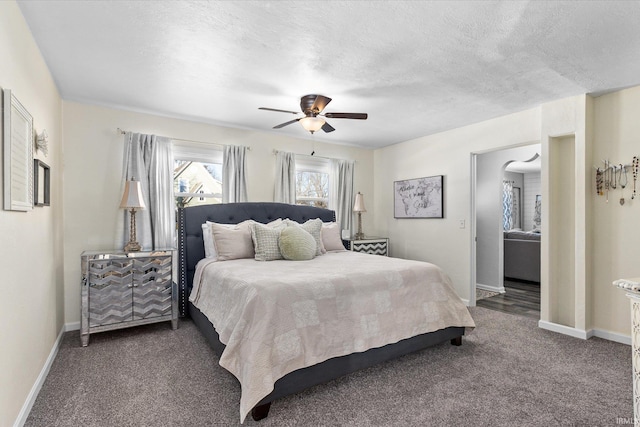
[80,249,177,346]
[344,237,389,256]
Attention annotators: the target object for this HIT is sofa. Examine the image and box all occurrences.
[504,230,541,283]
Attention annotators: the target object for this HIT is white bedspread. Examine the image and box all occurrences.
[189,251,475,422]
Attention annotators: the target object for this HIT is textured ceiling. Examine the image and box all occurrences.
[17,1,640,149]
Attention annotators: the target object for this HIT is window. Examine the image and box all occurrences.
[172,141,223,208]
[296,157,330,208]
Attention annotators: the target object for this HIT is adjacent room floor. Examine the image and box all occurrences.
[476,279,540,319]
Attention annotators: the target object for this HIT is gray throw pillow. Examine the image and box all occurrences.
[250,222,285,261]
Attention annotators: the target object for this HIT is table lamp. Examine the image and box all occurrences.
[353,192,366,240]
[120,178,145,252]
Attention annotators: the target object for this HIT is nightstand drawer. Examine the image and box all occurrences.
[345,238,388,256]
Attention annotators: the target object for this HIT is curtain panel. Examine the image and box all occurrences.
[222,145,248,203]
[502,180,513,231]
[330,159,355,234]
[274,151,296,204]
[117,132,175,250]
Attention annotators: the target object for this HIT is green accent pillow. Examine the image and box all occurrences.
[279,225,317,261]
[285,218,323,256]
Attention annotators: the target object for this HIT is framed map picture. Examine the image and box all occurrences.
[394,175,444,218]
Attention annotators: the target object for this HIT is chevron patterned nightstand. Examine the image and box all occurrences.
[344,237,389,256]
[80,249,177,346]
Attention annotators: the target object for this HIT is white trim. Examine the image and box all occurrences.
[539,320,632,345]
[589,328,631,346]
[460,298,470,306]
[65,321,80,332]
[476,283,506,294]
[172,139,223,164]
[470,153,477,307]
[13,326,65,427]
[538,320,589,340]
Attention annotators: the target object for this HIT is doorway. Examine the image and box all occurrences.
[471,143,541,319]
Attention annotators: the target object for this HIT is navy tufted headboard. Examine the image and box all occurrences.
[177,202,336,316]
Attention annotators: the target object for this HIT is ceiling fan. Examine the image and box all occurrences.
[259,94,368,134]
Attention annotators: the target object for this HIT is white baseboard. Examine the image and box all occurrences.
[460,298,470,306]
[588,328,631,345]
[65,321,80,332]
[538,320,589,339]
[476,283,506,294]
[13,325,65,427]
[539,320,632,345]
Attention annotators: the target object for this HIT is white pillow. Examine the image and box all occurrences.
[202,223,216,258]
[321,222,346,252]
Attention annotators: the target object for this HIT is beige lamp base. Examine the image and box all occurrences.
[124,208,142,252]
[124,241,142,252]
[354,212,365,240]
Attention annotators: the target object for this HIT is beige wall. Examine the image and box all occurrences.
[0,2,64,426]
[591,86,640,336]
[373,91,638,338]
[373,107,542,300]
[62,101,374,325]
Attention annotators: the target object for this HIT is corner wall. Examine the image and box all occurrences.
[591,86,640,337]
[0,2,64,426]
[374,91,637,339]
[61,101,374,325]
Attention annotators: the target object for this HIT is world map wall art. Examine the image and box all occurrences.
[394,175,444,218]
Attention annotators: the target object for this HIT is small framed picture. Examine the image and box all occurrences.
[33,159,50,207]
[394,175,444,218]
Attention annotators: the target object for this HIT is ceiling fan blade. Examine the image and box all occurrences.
[259,107,300,115]
[321,122,335,133]
[273,118,301,129]
[310,95,332,113]
[323,112,368,120]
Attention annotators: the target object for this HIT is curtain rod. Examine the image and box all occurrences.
[117,128,251,150]
[272,149,355,163]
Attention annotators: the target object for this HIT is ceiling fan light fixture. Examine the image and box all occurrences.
[299,116,325,133]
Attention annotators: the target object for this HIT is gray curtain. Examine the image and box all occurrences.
[117,132,175,250]
[222,145,248,203]
[330,159,355,233]
[274,151,296,203]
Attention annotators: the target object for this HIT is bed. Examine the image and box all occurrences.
[177,202,475,423]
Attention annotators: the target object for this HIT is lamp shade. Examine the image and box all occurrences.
[299,116,325,133]
[120,180,146,209]
[353,192,366,212]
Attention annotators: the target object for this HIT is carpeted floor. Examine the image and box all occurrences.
[25,307,632,426]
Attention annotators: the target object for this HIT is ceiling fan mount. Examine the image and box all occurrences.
[259,94,367,134]
[300,94,329,116]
